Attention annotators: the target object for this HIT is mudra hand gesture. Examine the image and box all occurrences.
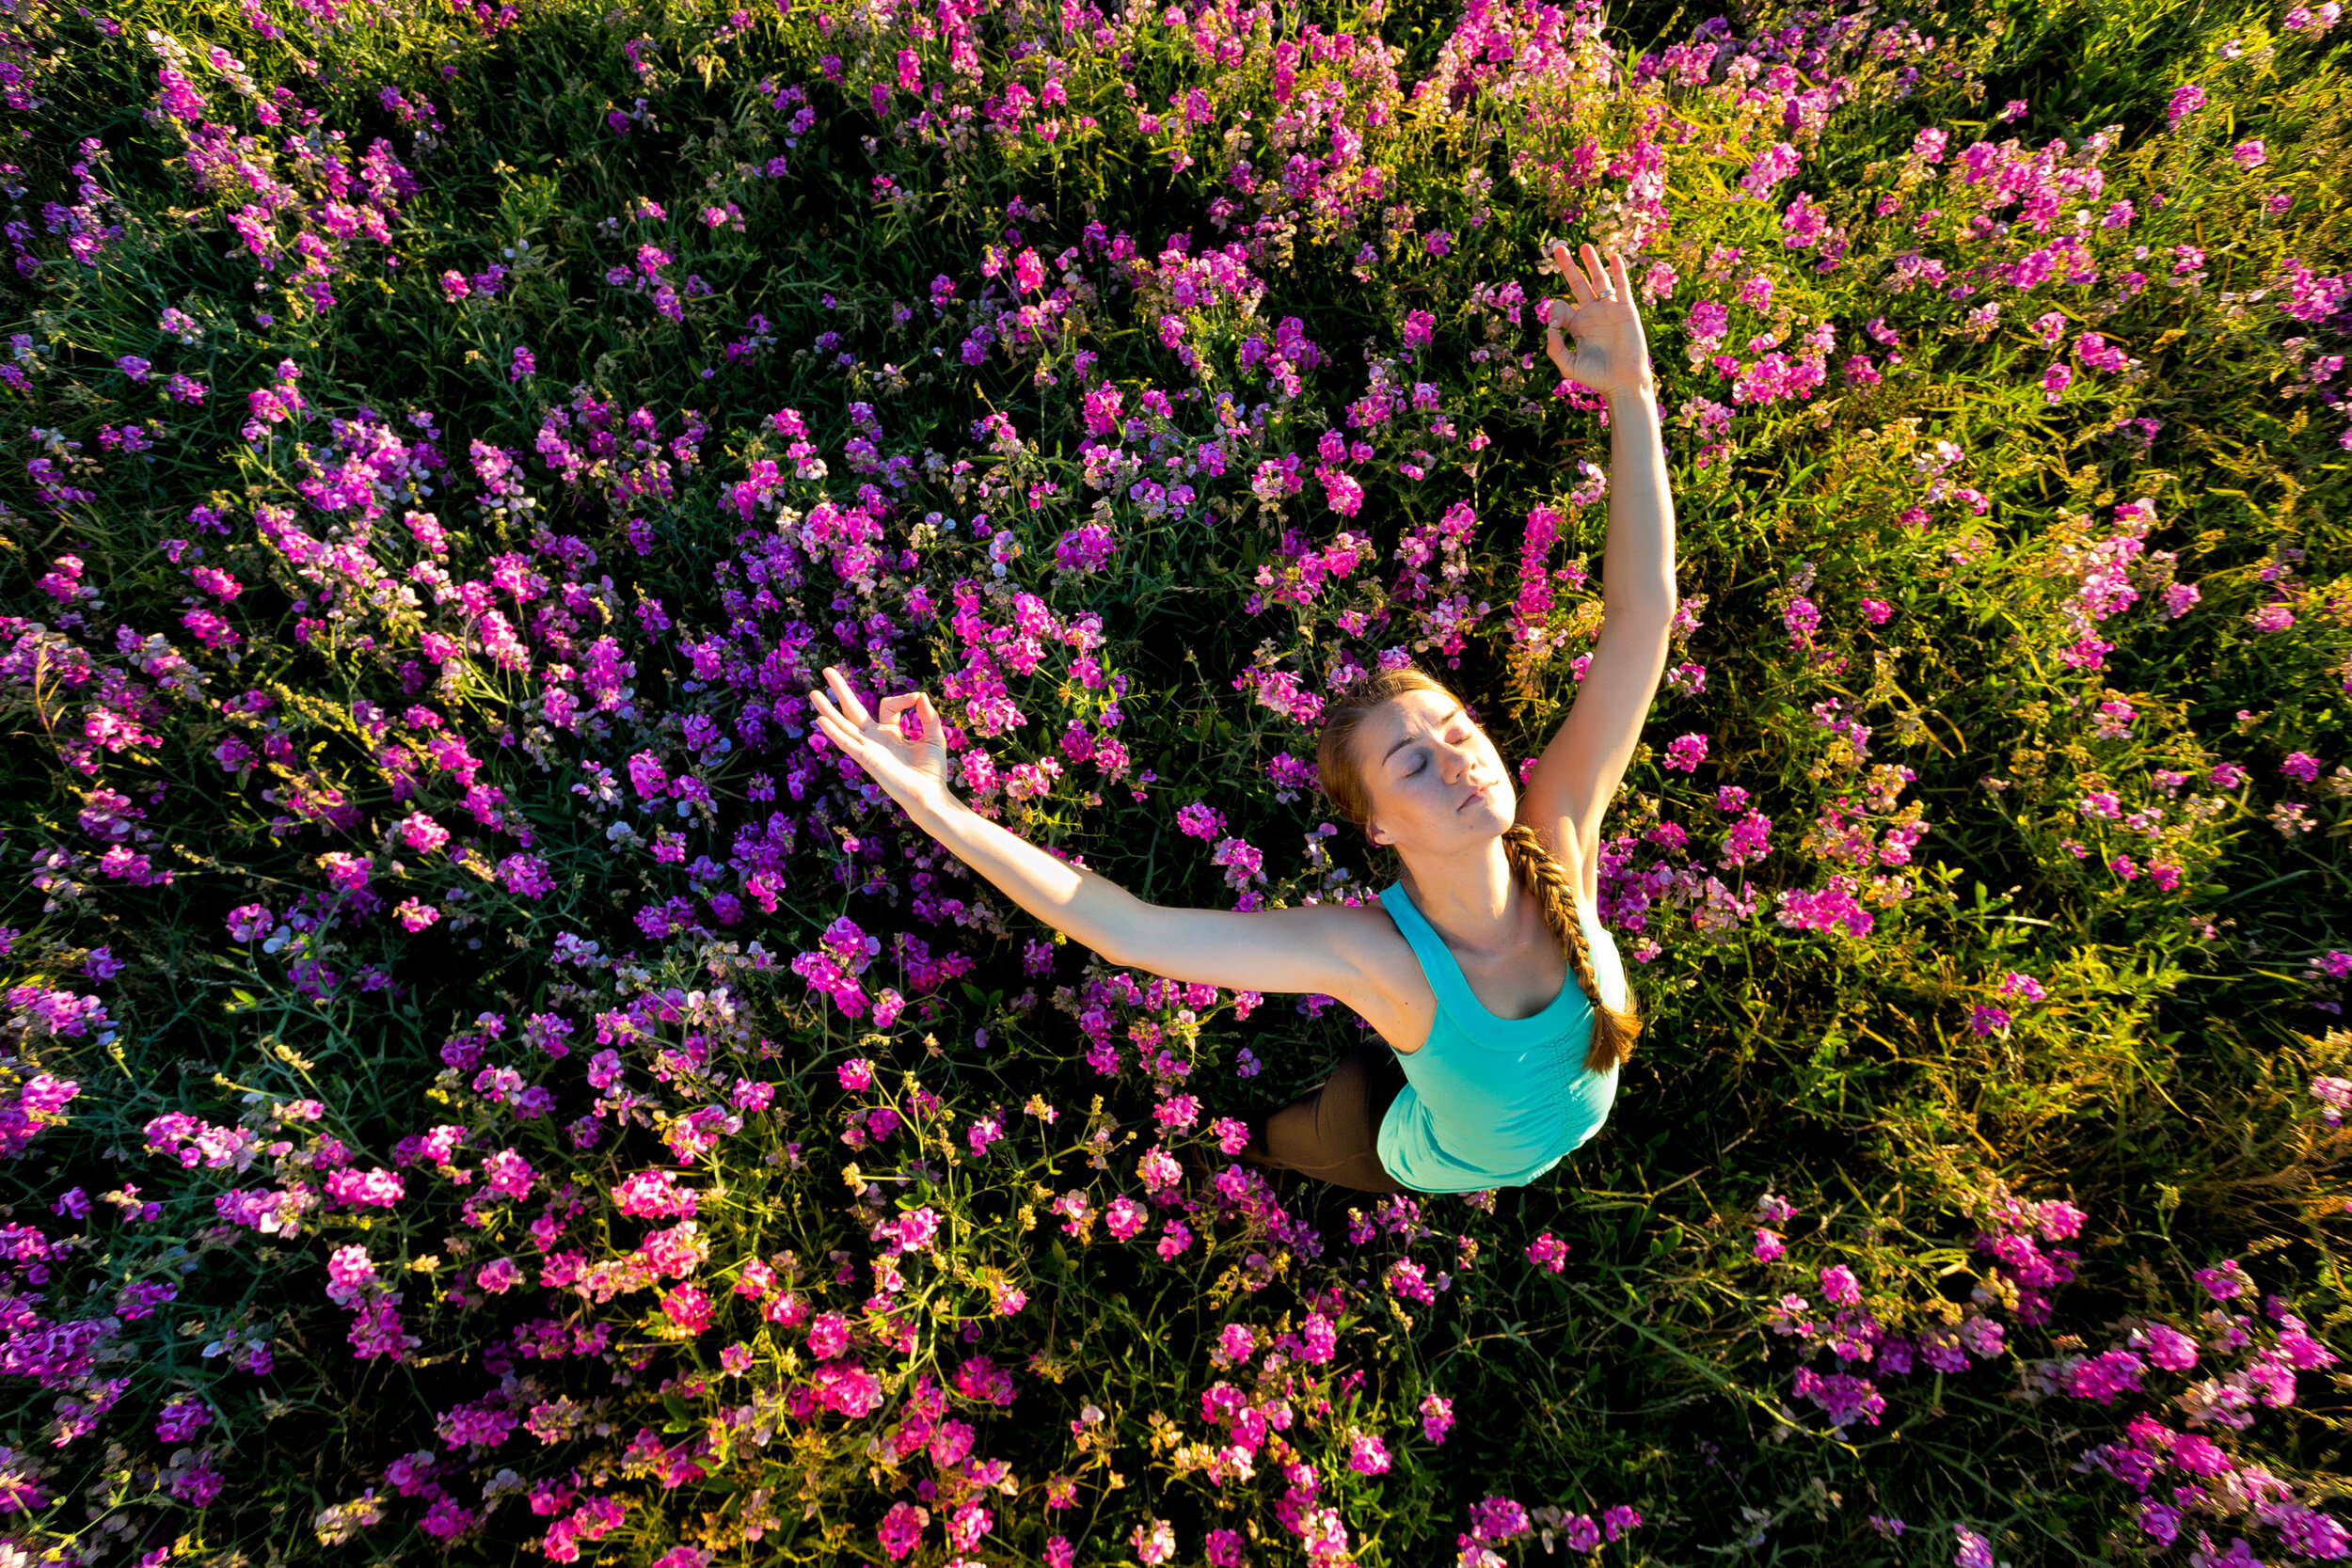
[1542,241,1655,402]
[808,665,954,807]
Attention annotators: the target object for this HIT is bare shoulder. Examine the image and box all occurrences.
[1312,895,1435,1055]
[1191,895,1433,1054]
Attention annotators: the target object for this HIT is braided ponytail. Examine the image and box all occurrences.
[1317,662,1643,1078]
[1500,823,1641,1074]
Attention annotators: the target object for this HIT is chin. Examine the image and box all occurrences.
[1463,795,1518,838]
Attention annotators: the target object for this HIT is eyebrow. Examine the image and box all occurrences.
[1382,706,1464,765]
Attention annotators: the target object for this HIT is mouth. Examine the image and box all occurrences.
[1457,781,1494,814]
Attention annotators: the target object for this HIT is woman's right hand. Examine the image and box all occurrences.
[808,666,956,810]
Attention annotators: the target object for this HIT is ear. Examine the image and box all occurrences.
[1364,816,1392,848]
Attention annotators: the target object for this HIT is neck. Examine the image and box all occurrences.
[1397,835,1525,957]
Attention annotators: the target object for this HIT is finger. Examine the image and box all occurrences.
[809,706,860,755]
[823,665,871,727]
[1561,253,1597,309]
[1581,243,1613,299]
[1609,249,1635,301]
[914,691,943,744]
[877,693,915,728]
[807,688,850,736]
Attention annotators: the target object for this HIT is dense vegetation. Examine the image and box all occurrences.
[1,0,2349,1560]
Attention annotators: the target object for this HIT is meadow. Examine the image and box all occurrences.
[1,0,2350,1559]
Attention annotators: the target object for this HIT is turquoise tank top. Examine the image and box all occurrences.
[1374,879,1627,1194]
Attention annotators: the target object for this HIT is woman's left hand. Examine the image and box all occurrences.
[1543,242,1655,402]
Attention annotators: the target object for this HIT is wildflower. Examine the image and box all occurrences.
[1131,1518,1176,1565]
[878,1501,929,1560]
[2196,1259,2255,1302]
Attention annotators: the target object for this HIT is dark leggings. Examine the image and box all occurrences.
[1238,1041,1409,1194]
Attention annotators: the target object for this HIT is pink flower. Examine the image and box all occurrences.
[1525,1233,1570,1273]
[1104,1196,1149,1241]
[807,1311,852,1359]
[661,1284,713,1334]
[895,1206,941,1251]
[2132,1322,2200,1371]
[1013,248,1047,294]
[1131,1517,1176,1565]
[612,1170,698,1219]
[878,1501,930,1561]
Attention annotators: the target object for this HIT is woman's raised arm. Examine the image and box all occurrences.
[806,666,1382,1003]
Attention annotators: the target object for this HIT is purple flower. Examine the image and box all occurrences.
[155,1397,213,1444]
[1052,523,1116,574]
[1663,733,1709,772]
[2195,1259,2254,1302]
[2133,1322,2200,1371]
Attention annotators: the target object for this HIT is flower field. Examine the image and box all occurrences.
[2,0,2351,1557]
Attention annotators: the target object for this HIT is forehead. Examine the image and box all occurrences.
[1359,689,1469,762]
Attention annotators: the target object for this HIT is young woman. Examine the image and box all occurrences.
[808,242,1678,1196]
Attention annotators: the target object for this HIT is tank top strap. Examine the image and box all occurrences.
[1378,881,1486,1026]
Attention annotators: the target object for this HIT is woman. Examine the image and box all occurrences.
[808,242,1678,1195]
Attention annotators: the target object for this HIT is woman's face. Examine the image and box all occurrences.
[1352,689,1518,859]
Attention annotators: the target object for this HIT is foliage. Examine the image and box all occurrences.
[0,0,2348,1560]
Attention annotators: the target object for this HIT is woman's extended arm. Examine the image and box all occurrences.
[1519,245,1680,900]
[805,668,1383,1003]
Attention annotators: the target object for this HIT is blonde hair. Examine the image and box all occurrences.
[1315,664,1641,1075]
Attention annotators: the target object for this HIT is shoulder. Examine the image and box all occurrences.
[1313,894,1414,968]
[1305,895,1435,1053]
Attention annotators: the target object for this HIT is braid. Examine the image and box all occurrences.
[1501,823,1642,1074]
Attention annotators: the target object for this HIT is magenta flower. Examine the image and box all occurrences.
[1819,1263,1861,1306]
[807,1311,851,1359]
[1104,1196,1148,1241]
[877,1500,929,1561]
[2195,1259,2253,1302]
[1662,733,1708,772]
